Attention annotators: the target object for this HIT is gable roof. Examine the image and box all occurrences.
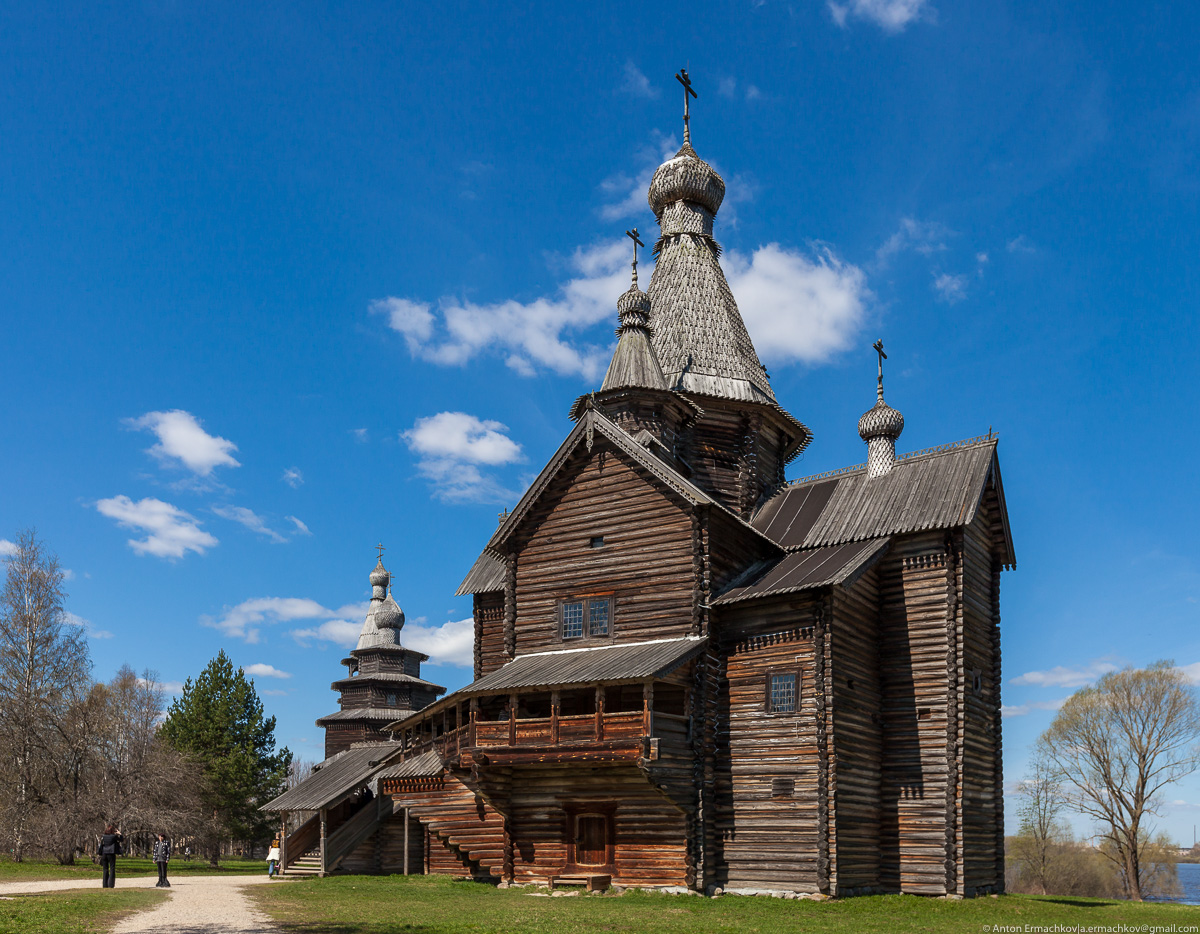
[752,436,1015,568]
[456,550,505,596]
[713,538,890,606]
[260,743,401,812]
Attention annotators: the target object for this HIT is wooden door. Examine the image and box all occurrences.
[575,815,607,866]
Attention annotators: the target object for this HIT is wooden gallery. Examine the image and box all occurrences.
[264,91,1015,898]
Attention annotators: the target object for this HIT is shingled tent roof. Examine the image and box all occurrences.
[260,743,400,812]
[752,436,1015,567]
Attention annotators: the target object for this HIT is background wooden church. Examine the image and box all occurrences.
[265,75,1014,898]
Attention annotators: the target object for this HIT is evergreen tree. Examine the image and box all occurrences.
[160,650,291,862]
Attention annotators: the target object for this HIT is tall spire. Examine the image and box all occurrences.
[645,70,776,405]
[601,229,667,392]
[858,340,905,478]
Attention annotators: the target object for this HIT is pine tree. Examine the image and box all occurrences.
[160,650,291,863]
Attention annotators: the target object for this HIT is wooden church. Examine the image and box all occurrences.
[264,73,1013,898]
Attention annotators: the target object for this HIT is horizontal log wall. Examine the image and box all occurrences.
[387,773,506,879]
[505,762,689,887]
[830,567,883,894]
[340,805,425,875]
[510,443,697,655]
[713,595,822,892]
[474,593,505,678]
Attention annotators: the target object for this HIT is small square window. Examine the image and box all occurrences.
[588,598,610,636]
[562,602,584,639]
[768,673,797,713]
[386,693,397,706]
[589,536,605,549]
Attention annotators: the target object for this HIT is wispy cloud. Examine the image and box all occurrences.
[598,133,679,223]
[124,410,240,477]
[876,217,952,265]
[1002,698,1069,718]
[0,539,16,558]
[619,61,659,99]
[202,596,355,644]
[403,412,524,504]
[242,662,292,679]
[400,617,474,668]
[1176,661,1200,685]
[1007,234,1037,255]
[351,428,369,443]
[63,610,114,640]
[286,516,311,536]
[281,467,303,488]
[726,244,870,366]
[373,240,629,380]
[212,505,288,544]
[933,272,968,304]
[291,618,361,647]
[96,495,218,559]
[716,77,762,102]
[1010,659,1120,688]
[828,0,933,32]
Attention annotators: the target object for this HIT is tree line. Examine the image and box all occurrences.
[0,529,291,864]
[1007,661,1200,900]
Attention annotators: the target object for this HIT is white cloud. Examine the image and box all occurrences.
[933,272,968,304]
[400,617,475,668]
[745,84,762,101]
[125,410,240,476]
[619,61,659,99]
[828,0,933,32]
[242,663,292,679]
[0,539,16,558]
[351,428,369,442]
[282,467,303,488]
[291,618,362,648]
[260,688,289,697]
[877,217,951,265]
[63,610,114,640]
[1176,662,1200,685]
[203,596,336,643]
[96,495,218,559]
[1002,698,1069,718]
[212,505,288,544]
[598,133,679,223]
[61,568,75,581]
[718,77,737,99]
[1007,234,1037,254]
[1010,660,1120,688]
[403,412,525,504]
[286,516,312,536]
[976,252,989,264]
[725,243,870,366]
[372,241,629,381]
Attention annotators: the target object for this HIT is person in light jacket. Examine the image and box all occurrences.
[266,839,281,878]
[98,824,122,888]
[152,833,172,887]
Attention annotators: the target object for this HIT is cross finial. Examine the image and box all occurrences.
[676,68,697,144]
[626,228,644,285]
[375,542,386,562]
[873,339,887,401]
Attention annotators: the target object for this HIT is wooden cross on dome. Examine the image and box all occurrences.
[375,542,386,562]
[676,68,697,143]
[873,339,887,398]
[626,227,644,281]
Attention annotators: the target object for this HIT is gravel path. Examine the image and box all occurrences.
[0,873,284,934]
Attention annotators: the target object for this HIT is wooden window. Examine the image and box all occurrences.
[560,595,613,642]
[589,536,605,549]
[386,693,397,706]
[767,671,797,714]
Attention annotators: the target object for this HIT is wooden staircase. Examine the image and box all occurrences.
[282,849,322,877]
[396,779,507,879]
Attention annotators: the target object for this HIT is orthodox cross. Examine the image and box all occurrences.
[626,227,644,282]
[676,68,697,143]
[873,339,887,399]
[375,542,386,562]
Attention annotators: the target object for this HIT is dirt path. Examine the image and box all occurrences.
[0,873,284,933]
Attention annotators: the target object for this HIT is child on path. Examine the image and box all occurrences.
[267,840,281,878]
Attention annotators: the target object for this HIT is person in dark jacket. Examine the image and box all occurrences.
[98,825,122,888]
[152,833,171,887]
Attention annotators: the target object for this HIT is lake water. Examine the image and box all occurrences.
[1157,862,1200,905]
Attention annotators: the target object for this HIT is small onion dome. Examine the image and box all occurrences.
[369,559,390,590]
[374,592,405,631]
[648,141,725,217]
[616,283,652,331]
[858,398,905,443]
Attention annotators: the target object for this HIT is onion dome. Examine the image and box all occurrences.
[369,559,389,592]
[374,592,405,631]
[858,397,905,443]
[602,240,667,393]
[648,141,725,218]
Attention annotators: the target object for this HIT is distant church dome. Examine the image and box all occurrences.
[647,141,725,218]
[369,559,390,590]
[375,593,405,631]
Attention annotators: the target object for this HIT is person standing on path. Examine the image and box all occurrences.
[266,839,281,878]
[98,824,123,888]
[152,833,171,887]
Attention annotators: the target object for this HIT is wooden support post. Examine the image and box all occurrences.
[508,693,518,746]
[280,813,287,875]
[642,681,654,738]
[469,698,478,748]
[594,686,605,741]
[319,807,328,876]
[550,690,560,745]
[403,806,410,875]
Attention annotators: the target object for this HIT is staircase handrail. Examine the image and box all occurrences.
[283,813,321,872]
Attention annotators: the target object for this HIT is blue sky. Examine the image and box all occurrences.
[2,1,1198,843]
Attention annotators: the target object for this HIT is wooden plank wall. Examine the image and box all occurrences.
[505,762,688,887]
[473,592,505,678]
[509,443,697,655]
[829,567,883,895]
[340,806,425,875]
[713,595,823,892]
[877,531,954,895]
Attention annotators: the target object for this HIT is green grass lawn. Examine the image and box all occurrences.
[0,856,264,883]
[250,874,1200,934]
[0,888,166,934]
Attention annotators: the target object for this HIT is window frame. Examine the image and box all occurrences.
[558,593,615,643]
[764,668,800,715]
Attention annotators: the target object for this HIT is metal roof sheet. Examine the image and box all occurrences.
[753,438,1012,564]
[375,750,444,781]
[260,744,400,812]
[713,538,890,605]
[465,636,707,694]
